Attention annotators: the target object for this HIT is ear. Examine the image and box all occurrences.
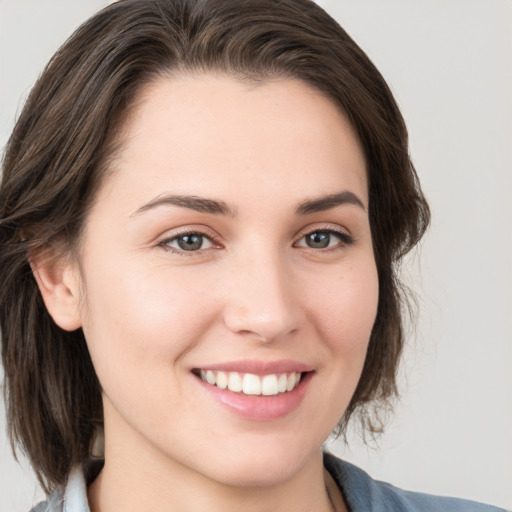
[30,249,83,331]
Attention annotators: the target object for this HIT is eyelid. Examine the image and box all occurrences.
[293,224,355,248]
[154,223,354,255]
[156,226,222,254]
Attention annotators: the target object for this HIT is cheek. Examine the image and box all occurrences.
[305,259,379,358]
[78,259,218,378]
[297,258,379,438]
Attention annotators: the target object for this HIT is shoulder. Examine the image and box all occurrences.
[29,504,50,512]
[28,492,65,512]
[28,464,90,512]
[28,494,61,512]
[324,452,507,512]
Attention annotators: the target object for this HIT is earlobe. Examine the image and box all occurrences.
[30,250,83,332]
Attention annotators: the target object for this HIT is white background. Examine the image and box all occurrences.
[1,1,510,510]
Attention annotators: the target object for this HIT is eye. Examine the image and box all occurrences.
[160,232,215,253]
[295,229,353,250]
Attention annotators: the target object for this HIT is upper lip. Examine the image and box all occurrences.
[193,359,314,375]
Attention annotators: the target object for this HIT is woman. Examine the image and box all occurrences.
[0,1,506,511]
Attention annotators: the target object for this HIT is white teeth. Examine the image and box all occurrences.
[286,372,297,391]
[206,370,216,385]
[198,370,303,396]
[216,370,228,389]
[243,374,261,395]
[228,372,243,392]
[261,374,278,396]
[277,374,287,393]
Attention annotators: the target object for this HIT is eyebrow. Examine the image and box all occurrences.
[132,190,365,218]
[295,191,366,215]
[132,194,238,217]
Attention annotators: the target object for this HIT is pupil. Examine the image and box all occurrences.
[307,232,330,248]
[178,234,203,251]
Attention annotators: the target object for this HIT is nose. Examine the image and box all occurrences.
[222,249,300,343]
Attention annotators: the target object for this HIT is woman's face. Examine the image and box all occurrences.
[71,75,378,486]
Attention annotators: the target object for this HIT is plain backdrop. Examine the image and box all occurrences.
[1,1,511,510]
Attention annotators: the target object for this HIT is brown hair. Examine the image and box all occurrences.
[0,0,429,493]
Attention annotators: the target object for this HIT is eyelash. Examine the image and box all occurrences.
[294,227,355,251]
[157,227,354,255]
[157,229,219,255]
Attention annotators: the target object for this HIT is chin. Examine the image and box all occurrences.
[190,436,322,488]
[209,461,303,488]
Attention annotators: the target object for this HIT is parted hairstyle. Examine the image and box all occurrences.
[0,0,429,493]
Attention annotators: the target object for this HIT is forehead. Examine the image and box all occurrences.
[96,74,367,212]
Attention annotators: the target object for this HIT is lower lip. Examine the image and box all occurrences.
[195,372,313,421]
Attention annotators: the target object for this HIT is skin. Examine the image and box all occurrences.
[35,75,379,512]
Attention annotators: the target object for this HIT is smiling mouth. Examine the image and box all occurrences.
[194,369,304,396]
